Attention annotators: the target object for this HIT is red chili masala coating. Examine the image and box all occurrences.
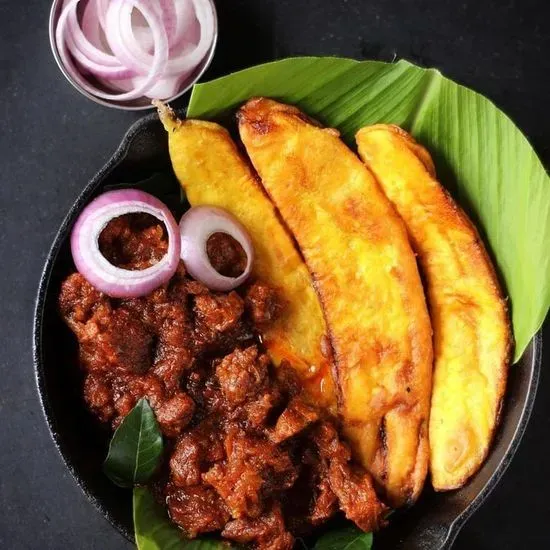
[58,213,386,549]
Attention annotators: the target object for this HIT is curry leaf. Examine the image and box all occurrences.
[103,399,163,488]
[133,487,227,550]
[313,526,373,550]
[188,57,550,362]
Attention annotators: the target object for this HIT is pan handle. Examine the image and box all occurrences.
[374,514,461,550]
[404,522,456,550]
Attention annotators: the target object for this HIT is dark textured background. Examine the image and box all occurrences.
[1,0,549,548]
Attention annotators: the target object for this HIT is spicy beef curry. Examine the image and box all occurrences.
[58,214,386,549]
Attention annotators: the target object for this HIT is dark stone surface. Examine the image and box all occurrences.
[0,0,548,548]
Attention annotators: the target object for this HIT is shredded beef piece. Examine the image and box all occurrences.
[155,392,195,438]
[328,461,386,532]
[184,368,228,418]
[313,422,387,532]
[166,263,189,302]
[114,374,165,409]
[216,346,269,406]
[244,282,281,326]
[239,387,282,428]
[207,232,248,278]
[271,397,319,443]
[83,373,114,423]
[169,415,228,490]
[275,361,302,398]
[222,505,294,550]
[313,421,351,461]
[151,351,191,395]
[194,292,244,333]
[193,292,252,353]
[170,433,203,487]
[98,213,168,270]
[81,307,153,375]
[166,484,230,537]
[185,279,210,296]
[59,215,388,546]
[185,371,205,402]
[204,429,298,519]
[205,461,264,519]
[310,475,339,525]
[59,273,109,334]
[60,275,153,375]
[194,417,226,463]
[110,373,165,428]
[150,296,195,392]
[284,448,338,535]
[155,301,192,348]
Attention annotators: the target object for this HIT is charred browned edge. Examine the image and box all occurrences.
[378,416,388,483]
[238,97,326,132]
[408,418,428,505]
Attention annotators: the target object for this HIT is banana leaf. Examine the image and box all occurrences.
[188,57,550,362]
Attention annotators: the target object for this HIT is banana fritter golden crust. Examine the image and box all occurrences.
[238,98,433,507]
[156,102,336,410]
[356,124,512,491]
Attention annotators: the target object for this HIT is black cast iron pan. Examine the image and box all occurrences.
[33,111,542,550]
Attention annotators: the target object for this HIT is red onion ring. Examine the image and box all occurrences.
[82,0,111,50]
[179,206,254,292]
[56,0,169,101]
[63,0,120,67]
[55,0,215,102]
[62,0,135,80]
[65,33,136,79]
[71,190,180,298]
[158,0,178,48]
[172,0,196,47]
[96,0,110,32]
[116,0,214,77]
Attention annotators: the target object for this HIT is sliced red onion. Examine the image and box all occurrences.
[54,0,214,103]
[104,0,148,74]
[133,24,154,54]
[100,73,189,99]
[63,0,135,79]
[158,0,178,48]
[163,0,215,76]
[96,0,110,32]
[56,0,168,101]
[173,0,196,45]
[179,206,254,292]
[82,0,113,52]
[66,32,136,79]
[117,0,214,77]
[134,73,190,100]
[71,189,180,298]
[63,0,120,66]
[96,75,135,92]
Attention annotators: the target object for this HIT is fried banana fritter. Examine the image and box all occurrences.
[356,124,512,490]
[156,102,336,410]
[238,98,433,507]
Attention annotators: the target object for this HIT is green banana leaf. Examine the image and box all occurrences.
[188,57,550,362]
